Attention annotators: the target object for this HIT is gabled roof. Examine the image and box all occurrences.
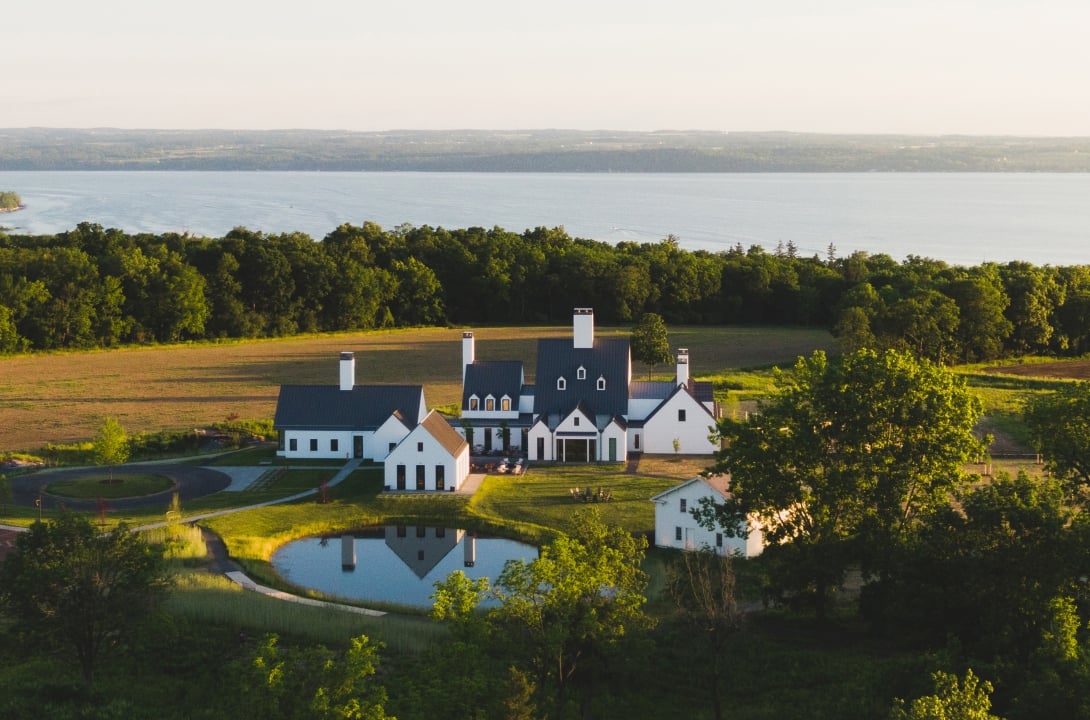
[274,384,424,430]
[419,411,469,457]
[641,382,716,425]
[650,475,731,503]
[533,337,629,419]
[463,360,524,408]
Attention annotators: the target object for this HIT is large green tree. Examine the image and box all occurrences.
[698,349,984,617]
[630,312,672,380]
[0,513,170,686]
[433,507,653,716]
[242,633,392,720]
[1024,381,1090,500]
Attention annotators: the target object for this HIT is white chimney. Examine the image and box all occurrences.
[462,331,475,381]
[676,348,690,387]
[573,308,594,349]
[339,352,356,391]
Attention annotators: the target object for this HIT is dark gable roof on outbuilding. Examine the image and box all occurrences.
[274,384,424,431]
[534,337,630,420]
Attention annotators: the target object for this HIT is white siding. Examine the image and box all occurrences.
[641,390,717,455]
[280,429,356,460]
[600,421,627,463]
[651,478,762,558]
[372,415,411,461]
[528,422,552,461]
[384,424,469,492]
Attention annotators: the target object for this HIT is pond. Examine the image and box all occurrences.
[271,526,539,608]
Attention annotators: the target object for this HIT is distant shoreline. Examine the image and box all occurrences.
[0,205,26,214]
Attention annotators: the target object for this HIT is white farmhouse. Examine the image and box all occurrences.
[274,352,426,461]
[650,475,763,557]
[273,352,470,492]
[457,308,719,463]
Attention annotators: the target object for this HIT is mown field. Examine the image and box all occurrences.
[0,325,836,453]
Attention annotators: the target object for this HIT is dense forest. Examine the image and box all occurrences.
[1,220,1087,361]
[3,128,1090,171]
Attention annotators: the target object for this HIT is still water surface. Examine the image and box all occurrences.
[1,171,1088,266]
[271,526,537,608]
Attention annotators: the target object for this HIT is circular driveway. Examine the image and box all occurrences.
[8,464,232,512]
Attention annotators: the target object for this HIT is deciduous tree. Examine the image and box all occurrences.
[0,513,170,687]
[1025,381,1090,499]
[631,312,672,380]
[698,349,984,617]
[93,416,130,481]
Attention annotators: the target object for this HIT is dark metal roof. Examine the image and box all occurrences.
[630,381,676,400]
[642,383,716,425]
[533,337,630,419]
[274,385,424,430]
[690,379,716,405]
[462,360,524,409]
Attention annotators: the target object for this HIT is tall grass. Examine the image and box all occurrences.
[165,571,441,652]
[142,523,207,561]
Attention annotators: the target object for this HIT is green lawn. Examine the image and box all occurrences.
[44,473,174,499]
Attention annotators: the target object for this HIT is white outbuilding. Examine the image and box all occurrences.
[650,475,763,557]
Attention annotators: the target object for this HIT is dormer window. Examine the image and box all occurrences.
[597,376,606,391]
[577,366,586,380]
[485,395,495,411]
[501,396,511,411]
[469,395,479,411]
[557,377,566,391]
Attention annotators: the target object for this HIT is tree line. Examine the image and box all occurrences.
[5,128,1090,171]
[2,220,1089,361]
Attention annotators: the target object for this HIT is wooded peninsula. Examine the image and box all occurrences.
[2,128,1090,171]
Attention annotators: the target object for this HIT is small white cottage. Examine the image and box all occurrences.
[384,410,470,492]
[650,475,763,557]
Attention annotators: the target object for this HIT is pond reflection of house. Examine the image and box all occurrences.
[384,526,474,578]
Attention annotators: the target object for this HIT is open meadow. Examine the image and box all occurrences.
[0,325,836,453]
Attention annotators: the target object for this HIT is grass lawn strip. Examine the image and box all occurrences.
[44,473,174,499]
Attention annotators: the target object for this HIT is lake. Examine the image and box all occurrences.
[1,171,1088,266]
[271,526,538,608]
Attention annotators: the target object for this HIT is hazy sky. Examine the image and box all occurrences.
[7,0,1089,134]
